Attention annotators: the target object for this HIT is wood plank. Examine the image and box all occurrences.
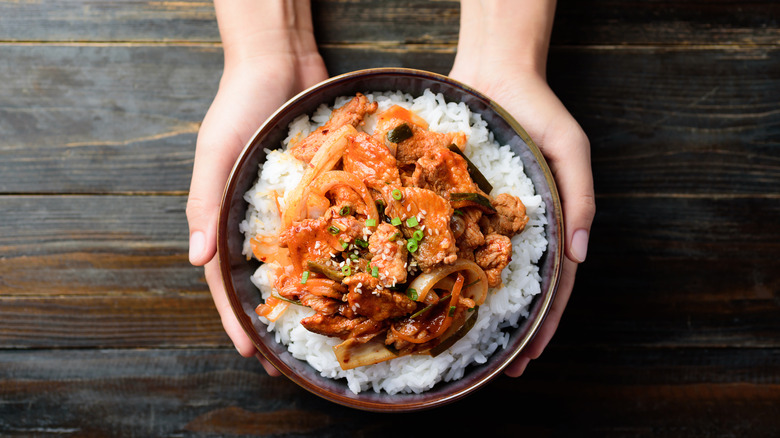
[1,0,777,47]
[0,43,220,194]
[552,0,780,46]
[0,0,219,43]
[0,348,777,435]
[1,44,777,195]
[0,195,223,348]
[547,46,780,196]
[0,195,205,295]
[1,193,777,349]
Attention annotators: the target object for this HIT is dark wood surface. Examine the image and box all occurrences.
[1,0,778,436]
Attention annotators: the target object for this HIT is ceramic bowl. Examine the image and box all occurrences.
[217,68,563,412]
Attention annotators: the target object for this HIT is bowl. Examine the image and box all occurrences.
[217,68,563,412]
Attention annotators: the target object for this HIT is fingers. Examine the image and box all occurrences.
[204,260,258,357]
[543,121,596,264]
[186,98,246,267]
[505,258,578,377]
[256,352,282,377]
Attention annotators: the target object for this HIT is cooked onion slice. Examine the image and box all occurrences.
[406,259,488,305]
[308,171,379,222]
[255,296,290,322]
[282,125,356,228]
[333,337,398,370]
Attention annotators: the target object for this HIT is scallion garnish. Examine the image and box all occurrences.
[412,229,424,241]
[407,288,418,301]
[406,216,419,227]
[328,225,340,235]
[355,238,368,249]
[391,217,402,226]
[300,271,310,284]
[339,205,352,216]
[365,218,377,227]
[341,265,351,276]
[371,265,379,278]
[406,239,418,253]
[392,189,403,201]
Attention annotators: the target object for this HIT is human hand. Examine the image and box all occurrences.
[450,0,595,377]
[186,1,327,376]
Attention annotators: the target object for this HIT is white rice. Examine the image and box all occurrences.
[240,89,547,394]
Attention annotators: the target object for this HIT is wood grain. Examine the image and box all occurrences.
[2,1,778,46]
[1,44,777,195]
[0,0,778,435]
[0,348,777,436]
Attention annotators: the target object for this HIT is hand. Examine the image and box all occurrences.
[450,0,596,377]
[186,1,327,376]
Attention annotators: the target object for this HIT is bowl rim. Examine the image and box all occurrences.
[217,67,563,412]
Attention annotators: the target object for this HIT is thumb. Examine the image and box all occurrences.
[537,113,595,264]
[186,107,246,267]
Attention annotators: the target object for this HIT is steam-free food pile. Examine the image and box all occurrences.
[242,90,547,394]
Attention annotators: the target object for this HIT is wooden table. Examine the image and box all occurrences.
[2,1,778,436]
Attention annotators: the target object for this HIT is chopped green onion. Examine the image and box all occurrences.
[407,288,418,301]
[339,205,352,216]
[410,293,451,319]
[355,238,368,249]
[341,265,351,276]
[412,229,424,241]
[392,189,403,201]
[365,218,377,227]
[371,265,379,278]
[449,305,456,317]
[340,240,348,250]
[464,278,482,289]
[406,216,419,227]
[349,253,359,260]
[406,239,418,253]
[300,271,310,284]
[328,225,340,235]
[388,232,400,242]
[386,123,413,143]
[391,217,402,226]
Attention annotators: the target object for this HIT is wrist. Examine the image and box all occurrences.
[215,0,320,70]
[452,0,556,79]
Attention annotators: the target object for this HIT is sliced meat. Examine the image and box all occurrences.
[479,193,529,237]
[382,186,457,272]
[474,233,513,288]
[453,208,485,260]
[343,132,401,190]
[411,148,479,197]
[290,93,378,163]
[278,212,364,272]
[395,128,467,167]
[343,273,417,321]
[368,223,408,287]
[300,313,386,343]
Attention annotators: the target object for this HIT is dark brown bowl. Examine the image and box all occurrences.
[217,68,563,412]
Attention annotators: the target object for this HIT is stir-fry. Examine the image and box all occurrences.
[252,93,529,370]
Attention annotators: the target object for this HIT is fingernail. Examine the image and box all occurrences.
[189,231,205,264]
[571,228,589,263]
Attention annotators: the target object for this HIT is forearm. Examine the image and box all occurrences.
[452,0,557,78]
[214,0,320,69]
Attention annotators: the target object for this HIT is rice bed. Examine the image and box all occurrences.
[240,90,547,394]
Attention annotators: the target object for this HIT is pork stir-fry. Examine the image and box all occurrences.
[254,94,529,369]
